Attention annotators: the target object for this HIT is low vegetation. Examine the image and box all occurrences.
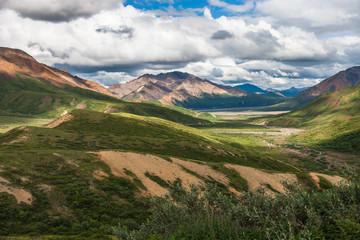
[114,173,360,240]
[265,84,360,154]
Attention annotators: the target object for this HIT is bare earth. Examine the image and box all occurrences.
[0,176,33,204]
[96,151,343,197]
[225,164,298,193]
[309,172,345,189]
[97,151,204,196]
[44,113,74,128]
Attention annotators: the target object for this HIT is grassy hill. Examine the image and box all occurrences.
[266,84,360,153]
[0,72,357,239]
[0,74,211,126]
[175,92,289,110]
[0,109,295,237]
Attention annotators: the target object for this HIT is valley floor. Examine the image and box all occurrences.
[0,108,359,239]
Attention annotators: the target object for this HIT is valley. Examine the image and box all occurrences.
[0,48,359,239]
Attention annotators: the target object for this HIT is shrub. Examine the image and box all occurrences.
[114,173,360,240]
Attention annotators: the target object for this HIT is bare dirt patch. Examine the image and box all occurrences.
[0,176,32,204]
[42,95,52,103]
[309,173,345,189]
[44,113,74,128]
[96,151,206,196]
[93,170,109,180]
[104,106,119,114]
[70,98,76,106]
[76,103,87,109]
[224,164,297,194]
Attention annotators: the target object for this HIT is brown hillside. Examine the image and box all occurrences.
[0,47,112,96]
[108,71,247,105]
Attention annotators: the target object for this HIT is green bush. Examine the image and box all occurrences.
[114,173,360,240]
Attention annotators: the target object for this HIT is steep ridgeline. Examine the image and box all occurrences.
[266,66,360,110]
[109,72,288,109]
[0,47,111,96]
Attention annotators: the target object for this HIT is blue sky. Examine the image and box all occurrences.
[0,0,359,89]
[125,0,255,18]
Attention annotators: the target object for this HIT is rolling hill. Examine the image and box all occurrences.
[0,108,346,237]
[266,84,360,153]
[109,72,288,109]
[0,46,356,239]
[265,66,360,110]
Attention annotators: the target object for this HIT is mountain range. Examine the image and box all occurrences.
[108,72,288,109]
[236,83,307,97]
[265,66,360,110]
[0,46,359,238]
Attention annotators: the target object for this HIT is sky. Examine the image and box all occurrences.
[0,0,359,90]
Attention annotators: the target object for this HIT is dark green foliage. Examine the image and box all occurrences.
[209,164,248,192]
[0,74,211,125]
[296,172,318,190]
[114,174,360,240]
[176,93,288,109]
[318,176,334,190]
[0,151,150,237]
[319,129,360,153]
[145,172,172,189]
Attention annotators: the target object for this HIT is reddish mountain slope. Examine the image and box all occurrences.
[295,66,360,103]
[108,71,247,105]
[0,47,112,96]
[265,66,360,110]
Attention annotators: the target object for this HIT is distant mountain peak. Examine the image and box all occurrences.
[109,71,247,106]
[236,83,267,93]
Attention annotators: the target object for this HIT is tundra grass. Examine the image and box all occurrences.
[0,75,211,126]
[0,149,150,236]
[0,116,53,133]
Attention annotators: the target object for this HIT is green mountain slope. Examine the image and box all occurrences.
[177,93,289,110]
[267,84,360,153]
[0,108,303,237]
[0,74,210,125]
[263,66,360,110]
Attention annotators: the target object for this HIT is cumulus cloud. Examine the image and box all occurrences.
[0,1,358,89]
[96,25,134,39]
[211,30,234,40]
[0,0,122,21]
[255,0,360,35]
[208,0,254,13]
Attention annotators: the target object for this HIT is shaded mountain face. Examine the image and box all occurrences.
[280,87,308,97]
[264,66,360,110]
[109,72,287,109]
[0,47,111,96]
[236,84,267,93]
[236,84,306,97]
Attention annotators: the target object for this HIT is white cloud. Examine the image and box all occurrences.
[0,1,358,89]
[256,0,360,35]
[0,0,122,21]
[208,0,254,13]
